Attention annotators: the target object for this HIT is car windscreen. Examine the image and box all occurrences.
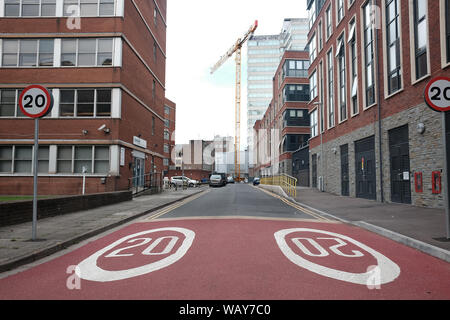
[210,175,221,179]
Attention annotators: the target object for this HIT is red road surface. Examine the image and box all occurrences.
[0,218,449,299]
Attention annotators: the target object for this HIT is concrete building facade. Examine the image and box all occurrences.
[306,0,450,208]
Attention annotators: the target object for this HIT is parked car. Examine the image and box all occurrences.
[170,176,199,187]
[209,174,226,187]
[227,176,235,184]
[253,177,260,185]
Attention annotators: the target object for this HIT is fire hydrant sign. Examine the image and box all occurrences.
[19,85,53,118]
[424,77,450,112]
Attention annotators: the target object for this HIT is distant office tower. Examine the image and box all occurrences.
[246,18,308,170]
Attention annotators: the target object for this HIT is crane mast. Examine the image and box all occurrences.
[210,20,258,181]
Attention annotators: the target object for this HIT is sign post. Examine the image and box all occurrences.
[18,85,53,241]
[424,77,450,239]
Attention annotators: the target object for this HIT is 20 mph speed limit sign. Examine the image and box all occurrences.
[424,77,450,112]
[19,85,53,118]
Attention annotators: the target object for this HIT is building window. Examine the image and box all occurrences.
[282,59,309,78]
[318,21,323,51]
[327,49,335,128]
[152,80,156,100]
[386,0,401,94]
[413,0,428,80]
[164,130,170,140]
[309,33,317,62]
[164,105,170,115]
[164,119,170,128]
[63,0,115,17]
[311,109,318,138]
[349,19,358,115]
[0,89,16,117]
[363,1,376,107]
[0,145,49,174]
[337,0,344,23]
[5,0,56,17]
[446,0,450,64]
[309,0,316,30]
[61,38,112,67]
[60,89,111,117]
[164,144,169,153]
[163,158,169,166]
[152,116,155,135]
[309,71,317,100]
[326,5,332,39]
[283,84,310,103]
[337,35,347,121]
[153,41,157,61]
[154,7,157,25]
[2,39,54,67]
[57,145,109,174]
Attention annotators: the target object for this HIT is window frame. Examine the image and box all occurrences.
[1,38,55,68]
[59,88,112,118]
[56,145,110,175]
[0,145,50,174]
[326,47,335,129]
[348,16,359,117]
[337,0,345,25]
[325,4,333,40]
[362,0,377,109]
[62,0,116,17]
[4,0,57,17]
[336,32,347,123]
[409,0,430,83]
[60,38,113,68]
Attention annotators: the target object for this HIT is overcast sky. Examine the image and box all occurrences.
[165,0,308,145]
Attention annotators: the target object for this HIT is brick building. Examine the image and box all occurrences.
[253,50,311,179]
[163,97,175,175]
[306,0,450,208]
[0,0,168,195]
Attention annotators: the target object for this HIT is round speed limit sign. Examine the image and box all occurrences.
[19,85,53,118]
[424,77,450,112]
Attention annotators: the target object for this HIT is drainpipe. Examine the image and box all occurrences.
[374,0,384,202]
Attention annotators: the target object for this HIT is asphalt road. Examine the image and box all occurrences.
[158,183,319,220]
[0,183,449,301]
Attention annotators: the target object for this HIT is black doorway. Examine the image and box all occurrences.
[355,136,376,200]
[389,125,411,204]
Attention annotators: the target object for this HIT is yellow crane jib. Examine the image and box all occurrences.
[210,20,258,182]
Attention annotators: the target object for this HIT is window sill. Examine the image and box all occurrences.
[363,102,377,111]
[384,87,404,100]
[338,117,348,125]
[411,74,431,86]
[350,111,359,118]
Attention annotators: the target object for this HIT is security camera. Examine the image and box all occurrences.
[98,124,106,131]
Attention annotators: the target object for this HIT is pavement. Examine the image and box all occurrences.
[0,186,206,273]
[259,185,450,262]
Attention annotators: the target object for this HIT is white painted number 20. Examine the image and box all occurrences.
[105,236,179,257]
[291,237,364,257]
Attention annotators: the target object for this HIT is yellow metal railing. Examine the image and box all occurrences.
[260,173,297,198]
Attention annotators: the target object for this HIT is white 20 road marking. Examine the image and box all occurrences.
[76,227,195,282]
[274,228,400,285]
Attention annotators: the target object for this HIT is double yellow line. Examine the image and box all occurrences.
[143,190,210,221]
[256,186,331,222]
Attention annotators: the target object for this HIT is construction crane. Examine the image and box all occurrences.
[210,20,258,182]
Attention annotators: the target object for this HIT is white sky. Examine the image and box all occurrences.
[165,0,308,145]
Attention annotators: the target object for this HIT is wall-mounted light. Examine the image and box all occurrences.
[82,129,88,135]
[417,123,425,134]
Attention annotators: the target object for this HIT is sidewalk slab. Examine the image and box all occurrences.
[0,187,206,273]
